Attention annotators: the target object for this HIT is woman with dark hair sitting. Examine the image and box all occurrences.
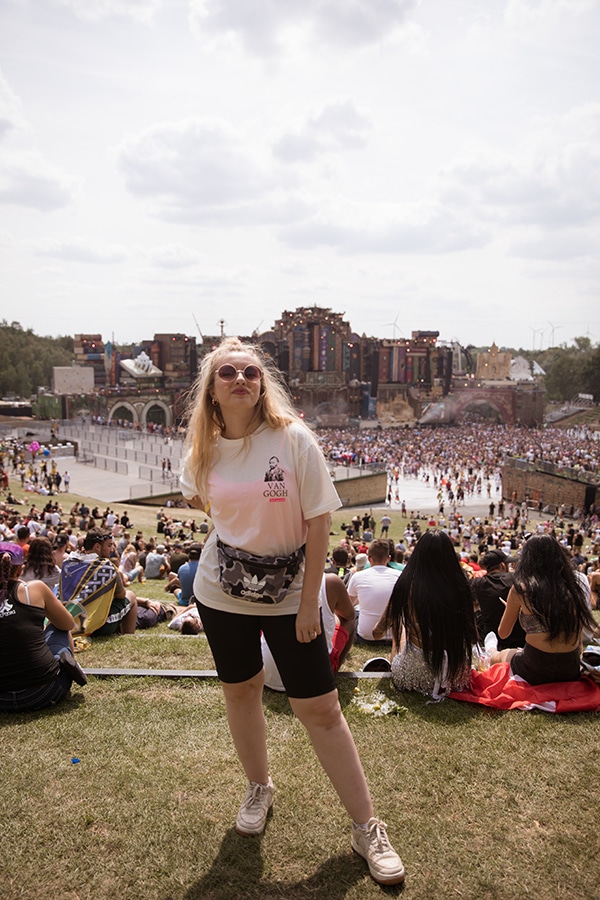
[0,542,86,712]
[373,530,477,699]
[488,534,594,684]
[21,536,61,590]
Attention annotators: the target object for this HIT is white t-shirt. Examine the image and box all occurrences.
[348,565,401,640]
[180,422,340,616]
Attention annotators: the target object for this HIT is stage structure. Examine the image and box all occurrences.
[44,312,544,428]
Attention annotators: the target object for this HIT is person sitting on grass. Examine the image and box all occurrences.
[487,535,595,684]
[347,539,401,642]
[0,542,87,713]
[144,543,170,579]
[119,543,145,585]
[373,530,477,699]
[21,535,62,591]
[62,529,138,636]
[174,542,203,605]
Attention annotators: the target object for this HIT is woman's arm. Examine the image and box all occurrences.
[325,574,355,635]
[295,512,330,643]
[371,607,388,641]
[23,581,76,631]
[497,585,521,640]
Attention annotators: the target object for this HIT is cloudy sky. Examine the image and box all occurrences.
[1,0,599,352]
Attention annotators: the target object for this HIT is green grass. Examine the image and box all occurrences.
[2,480,600,898]
[2,650,600,900]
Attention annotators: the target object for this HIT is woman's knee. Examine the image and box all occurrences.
[222,669,265,704]
[290,689,342,729]
[490,647,517,665]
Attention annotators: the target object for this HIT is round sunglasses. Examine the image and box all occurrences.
[216,364,262,383]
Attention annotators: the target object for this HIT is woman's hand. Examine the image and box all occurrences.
[295,602,321,643]
[296,512,330,642]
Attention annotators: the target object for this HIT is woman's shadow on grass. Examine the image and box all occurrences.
[179,828,404,900]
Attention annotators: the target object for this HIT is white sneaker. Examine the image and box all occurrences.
[351,817,405,885]
[235,777,274,836]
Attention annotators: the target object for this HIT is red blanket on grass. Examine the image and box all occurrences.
[449,663,600,713]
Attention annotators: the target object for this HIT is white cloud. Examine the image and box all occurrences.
[1,0,598,350]
[0,151,78,210]
[438,103,600,237]
[310,0,419,48]
[146,243,202,268]
[504,0,596,28]
[35,237,127,263]
[130,263,244,288]
[0,70,26,140]
[116,117,313,224]
[189,0,418,55]
[273,100,371,163]
[279,200,489,255]
[509,229,597,259]
[55,0,161,23]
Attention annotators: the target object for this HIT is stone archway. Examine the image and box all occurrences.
[142,400,172,428]
[459,398,506,423]
[452,386,515,424]
[108,402,139,426]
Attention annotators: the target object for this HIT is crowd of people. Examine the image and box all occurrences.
[0,494,209,645]
[317,421,600,478]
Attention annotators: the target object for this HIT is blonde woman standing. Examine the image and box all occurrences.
[180,338,404,886]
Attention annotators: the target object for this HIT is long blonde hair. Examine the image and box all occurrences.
[183,337,302,504]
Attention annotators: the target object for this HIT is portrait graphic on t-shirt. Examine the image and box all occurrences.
[263,455,288,502]
[264,456,285,482]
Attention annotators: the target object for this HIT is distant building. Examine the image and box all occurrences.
[476,343,511,380]
[74,334,107,388]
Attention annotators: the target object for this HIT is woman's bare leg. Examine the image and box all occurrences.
[290,689,373,823]
[489,647,518,665]
[221,669,269,784]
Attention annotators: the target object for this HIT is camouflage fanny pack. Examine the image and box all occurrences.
[216,537,305,604]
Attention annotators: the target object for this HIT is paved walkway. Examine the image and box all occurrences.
[59,458,171,504]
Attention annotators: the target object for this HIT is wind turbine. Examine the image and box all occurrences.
[530,326,543,351]
[384,312,402,339]
[547,321,563,347]
[192,314,203,341]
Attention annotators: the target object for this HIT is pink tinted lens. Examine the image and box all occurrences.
[217,364,262,382]
[217,365,237,381]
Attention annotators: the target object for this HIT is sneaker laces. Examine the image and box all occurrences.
[369,819,392,851]
[244,782,268,809]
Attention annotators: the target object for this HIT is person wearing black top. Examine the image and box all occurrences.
[471,549,526,650]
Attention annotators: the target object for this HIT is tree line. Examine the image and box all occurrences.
[0,321,74,400]
[505,337,600,403]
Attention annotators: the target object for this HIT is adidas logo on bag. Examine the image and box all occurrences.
[240,573,268,599]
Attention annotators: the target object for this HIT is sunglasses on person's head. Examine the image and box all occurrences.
[216,364,262,383]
